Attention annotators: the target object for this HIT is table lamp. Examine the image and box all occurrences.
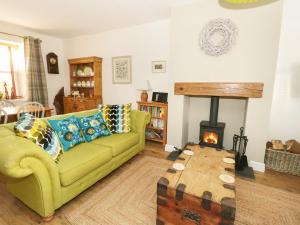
[137,80,151,102]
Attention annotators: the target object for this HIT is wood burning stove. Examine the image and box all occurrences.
[199,97,225,149]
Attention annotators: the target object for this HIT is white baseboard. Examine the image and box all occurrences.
[249,161,265,172]
[165,144,176,152]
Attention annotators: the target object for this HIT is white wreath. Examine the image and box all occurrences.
[199,18,238,56]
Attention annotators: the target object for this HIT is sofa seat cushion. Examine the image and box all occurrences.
[57,143,112,186]
[0,127,15,138]
[91,133,139,157]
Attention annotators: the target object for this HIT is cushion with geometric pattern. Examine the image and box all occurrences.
[98,103,131,134]
[14,113,62,160]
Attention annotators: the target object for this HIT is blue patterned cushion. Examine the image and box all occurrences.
[14,113,62,160]
[48,116,84,152]
[77,113,111,142]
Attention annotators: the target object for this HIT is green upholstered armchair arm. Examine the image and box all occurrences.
[0,135,61,216]
[130,110,151,150]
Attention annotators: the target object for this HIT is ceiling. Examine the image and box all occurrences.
[0,0,198,38]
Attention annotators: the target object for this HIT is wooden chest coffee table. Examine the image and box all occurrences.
[156,145,236,225]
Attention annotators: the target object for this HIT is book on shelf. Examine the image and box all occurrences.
[154,107,162,118]
[139,105,166,119]
[160,108,165,119]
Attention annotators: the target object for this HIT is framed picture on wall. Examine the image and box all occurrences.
[152,92,168,103]
[152,60,166,73]
[112,56,132,84]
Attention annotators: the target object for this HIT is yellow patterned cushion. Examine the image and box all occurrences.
[98,103,131,134]
[14,113,62,160]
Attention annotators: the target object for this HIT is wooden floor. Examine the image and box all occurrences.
[0,141,299,225]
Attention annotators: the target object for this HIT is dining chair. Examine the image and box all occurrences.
[0,108,8,124]
[0,100,15,108]
[17,102,45,119]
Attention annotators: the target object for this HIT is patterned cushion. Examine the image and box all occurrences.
[48,116,84,152]
[77,112,111,142]
[14,113,61,160]
[98,103,131,134]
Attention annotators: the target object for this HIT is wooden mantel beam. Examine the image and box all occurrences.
[174,82,264,98]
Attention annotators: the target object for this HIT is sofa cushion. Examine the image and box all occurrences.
[77,112,111,142]
[57,143,112,186]
[48,116,84,152]
[0,126,15,138]
[91,133,139,157]
[14,113,62,160]
[98,103,131,134]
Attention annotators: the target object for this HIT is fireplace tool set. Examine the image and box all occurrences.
[232,127,248,170]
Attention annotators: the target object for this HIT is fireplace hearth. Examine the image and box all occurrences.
[199,96,225,149]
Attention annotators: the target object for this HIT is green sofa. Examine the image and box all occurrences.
[0,109,150,220]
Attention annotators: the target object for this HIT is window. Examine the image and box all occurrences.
[0,42,22,99]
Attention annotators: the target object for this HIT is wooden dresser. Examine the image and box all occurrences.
[63,96,101,113]
[64,56,102,113]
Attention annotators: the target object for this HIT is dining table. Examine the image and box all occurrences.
[1,106,53,123]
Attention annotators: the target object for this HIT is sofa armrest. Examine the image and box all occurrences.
[130,110,151,149]
[0,135,61,216]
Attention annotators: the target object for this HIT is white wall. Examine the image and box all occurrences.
[63,20,170,108]
[0,21,66,110]
[0,0,289,166]
[168,0,283,163]
[270,0,300,141]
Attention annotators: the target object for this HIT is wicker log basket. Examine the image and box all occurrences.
[265,140,300,176]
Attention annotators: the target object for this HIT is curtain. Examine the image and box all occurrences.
[24,36,49,106]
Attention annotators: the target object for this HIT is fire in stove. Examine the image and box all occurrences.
[199,96,225,149]
[203,132,218,144]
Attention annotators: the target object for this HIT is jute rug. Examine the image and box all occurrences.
[63,155,300,225]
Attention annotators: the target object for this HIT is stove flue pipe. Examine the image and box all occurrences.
[209,96,219,126]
